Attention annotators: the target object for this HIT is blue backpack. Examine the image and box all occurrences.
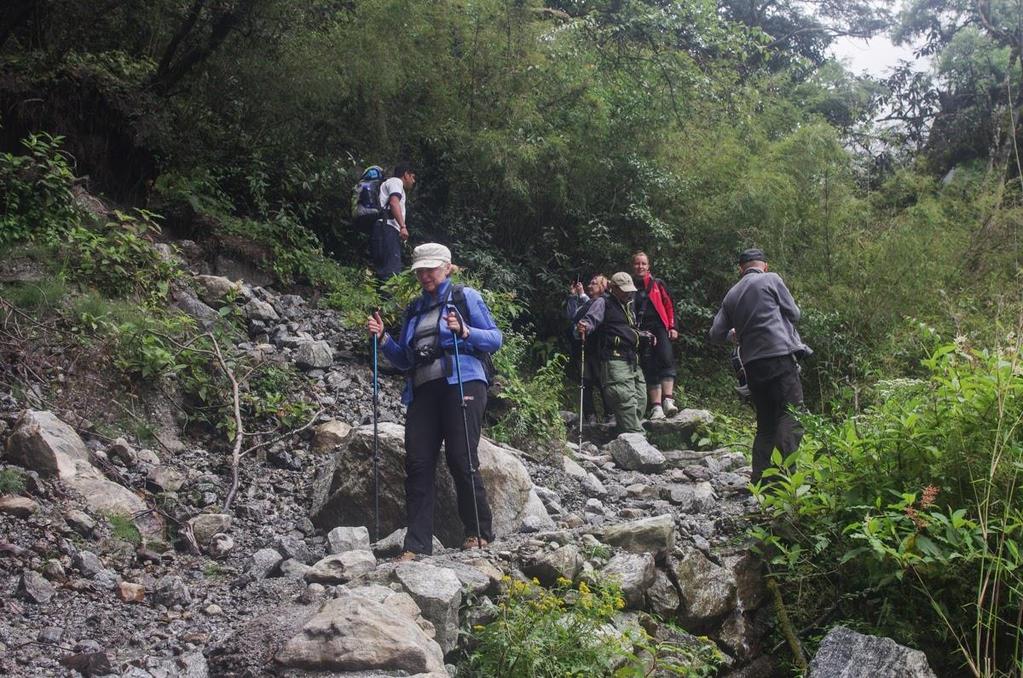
[351,165,386,220]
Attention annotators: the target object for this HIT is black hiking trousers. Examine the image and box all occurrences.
[370,220,402,281]
[745,354,804,484]
[403,378,494,555]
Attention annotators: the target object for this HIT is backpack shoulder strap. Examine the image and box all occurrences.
[450,284,472,326]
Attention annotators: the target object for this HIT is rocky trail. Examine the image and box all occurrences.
[0,247,935,677]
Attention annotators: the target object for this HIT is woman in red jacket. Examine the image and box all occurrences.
[631,251,680,419]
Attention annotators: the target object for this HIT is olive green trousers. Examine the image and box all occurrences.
[601,359,646,434]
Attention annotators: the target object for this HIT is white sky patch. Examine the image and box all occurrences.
[829,34,923,78]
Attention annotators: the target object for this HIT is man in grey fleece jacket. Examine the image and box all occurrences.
[709,249,811,484]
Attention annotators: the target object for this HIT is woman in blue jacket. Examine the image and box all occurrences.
[367,243,502,560]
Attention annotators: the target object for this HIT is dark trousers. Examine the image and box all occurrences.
[569,338,607,418]
[745,354,804,484]
[639,321,677,384]
[370,220,402,281]
[403,378,494,554]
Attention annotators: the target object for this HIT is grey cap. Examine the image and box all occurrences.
[738,248,766,264]
[410,243,452,270]
[609,271,637,292]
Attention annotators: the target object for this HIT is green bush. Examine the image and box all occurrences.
[490,347,568,453]
[246,363,316,429]
[469,576,722,677]
[753,333,1023,674]
[468,577,629,676]
[61,209,180,302]
[0,132,79,246]
[0,468,27,495]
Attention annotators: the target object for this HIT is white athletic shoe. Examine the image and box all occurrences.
[648,405,666,420]
[662,398,679,417]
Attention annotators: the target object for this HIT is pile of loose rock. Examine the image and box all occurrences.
[0,266,938,677]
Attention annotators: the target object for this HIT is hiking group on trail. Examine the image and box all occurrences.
[568,252,681,432]
[356,164,809,557]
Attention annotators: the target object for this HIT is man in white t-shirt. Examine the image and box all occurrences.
[370,162,416,281]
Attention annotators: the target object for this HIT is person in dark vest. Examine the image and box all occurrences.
[566,274,610,424]
[709,248,811,484]
[576,272,646,434]
[367,243,501,559]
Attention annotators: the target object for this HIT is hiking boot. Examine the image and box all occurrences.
[462,536,489,550]
[397,551,419,562]
[648,405,665,420]
[662,398,679,417]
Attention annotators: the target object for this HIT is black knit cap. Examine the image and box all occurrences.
[738,248,766,264]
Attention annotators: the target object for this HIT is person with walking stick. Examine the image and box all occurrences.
[366,243,501,561]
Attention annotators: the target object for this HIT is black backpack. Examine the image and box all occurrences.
[402,285,497,383]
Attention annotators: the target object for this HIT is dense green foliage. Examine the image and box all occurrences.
[755,331,1023,673]
[467,576,723,676]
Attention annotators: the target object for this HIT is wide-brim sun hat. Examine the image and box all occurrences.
[410,243,452,270]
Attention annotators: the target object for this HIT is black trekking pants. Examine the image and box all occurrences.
[569,338,607,418]
[403,378,494,555]
[370,220,402,281]
[745,354,804,484]
[639,321,677,384]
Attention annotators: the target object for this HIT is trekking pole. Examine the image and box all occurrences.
[578,338,586,450]
[449,307,483,549]
[371,324,380,543]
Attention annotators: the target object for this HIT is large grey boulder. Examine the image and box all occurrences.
[305,550,377,584]
[193,274,242,305]
[327,525,371,554]
[674,547,736,624]
[392,561,463,655]
[347,584,431,633]
[276,594,446,675]
[4,410,90,479]
[642,408,713,443]
[295,341,334,369]
[601,552,656,609]
[311,423,550,547]
[66,469,164,538]
[242,297,279,322]
[312,420,353,452]
[171,285,220,328]
[19,570,56,604]
[601,514,675,556]
[248,548,284,580]
[606,433,665,472]
[4,410,163,537]
[661,482,716,512]
[645,568,681,617]
[188,513,232,545]
[521,544,583,585]
[807,626,937,678]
